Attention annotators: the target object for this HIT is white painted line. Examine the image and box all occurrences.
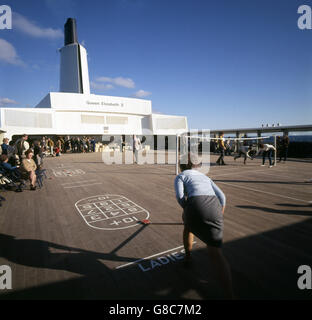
[218,181,309,203]
[114,201,132,216]
[88,217,109,223]
[49,164,66,169]
[115,242,197,269]
[61,180,97,185]
[113,200,147,217]
[209,166,270,176]
[93,203,109,219]
[88,210,146,223]
[211,168,277,178]
[64,182,102,188]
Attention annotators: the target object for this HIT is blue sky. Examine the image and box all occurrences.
[0,0,311,130]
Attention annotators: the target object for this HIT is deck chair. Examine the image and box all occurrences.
[0,172,11,190]
[0,167,27,192]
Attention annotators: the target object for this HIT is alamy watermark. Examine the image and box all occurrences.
[297,265,312,290]
[0,5,12,29]
[298,4,312,29]
[0,265,12,290]
[100,130,211,174]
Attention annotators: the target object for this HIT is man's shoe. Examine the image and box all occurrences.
[30,185,36,190]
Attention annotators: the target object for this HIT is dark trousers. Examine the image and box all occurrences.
[262,150,273,165]
[216,149,225,165]
[234,151,247,164]
[279,147,288,161]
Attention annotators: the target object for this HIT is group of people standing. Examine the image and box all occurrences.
[40,136,97,155]
[215,133,290,167]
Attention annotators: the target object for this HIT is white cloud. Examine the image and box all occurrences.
[0,39,25,66]
[96,76,135,88]
[133,90,152,98]
[90,81,114,91]
[114,77,135,88]
[13,12,62,39]
[0,97,18,106]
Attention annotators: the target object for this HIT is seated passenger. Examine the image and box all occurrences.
[21,149,37,190]
[1,138,9,155]
[0,154,19,173]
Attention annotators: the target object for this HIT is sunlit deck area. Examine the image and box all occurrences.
[0,152,311,300]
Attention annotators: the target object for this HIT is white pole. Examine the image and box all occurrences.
[176,134,179,175]
[274,135,277,166]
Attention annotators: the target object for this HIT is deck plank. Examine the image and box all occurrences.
[0,152,311,299]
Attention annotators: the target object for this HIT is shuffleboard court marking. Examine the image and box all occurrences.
[75,195,150,230]
[115,241,197,270]
[218,181,310,203]
[52,168,85,177]
[88,209,146,224]
[210,163,266,171]
[250,170,312,183]
[212,168,307,184]
[49,164,65,169]
[210,168,282,178]
[61,180,98,185]
[50,165,77,169]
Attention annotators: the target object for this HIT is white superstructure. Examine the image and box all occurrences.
[0,18,188,140]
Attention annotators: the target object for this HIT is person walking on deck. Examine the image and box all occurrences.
[278,134,289,163]
[216,133,226,166]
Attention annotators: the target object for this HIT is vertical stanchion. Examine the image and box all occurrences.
[274,135,277,166]
[176,134,179,175]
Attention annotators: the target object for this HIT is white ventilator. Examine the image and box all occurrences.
[59,18,90,94]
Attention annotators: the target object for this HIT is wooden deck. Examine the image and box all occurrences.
[0,152,311,300]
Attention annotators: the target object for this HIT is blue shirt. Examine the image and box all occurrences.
[174,169,226,208]
[1,143,8,155]
[1,162,17,172]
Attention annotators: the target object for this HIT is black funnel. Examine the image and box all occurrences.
[64,18,78,46]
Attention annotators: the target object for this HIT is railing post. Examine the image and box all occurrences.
[176,134,179,175]
[274,135,277,166]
